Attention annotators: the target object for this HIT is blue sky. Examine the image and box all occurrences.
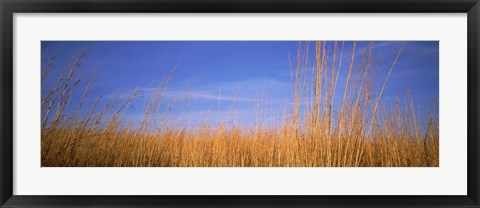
[41,41,439,129]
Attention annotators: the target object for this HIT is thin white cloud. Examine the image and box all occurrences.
[104,77,293,107]
[165,89,256,102]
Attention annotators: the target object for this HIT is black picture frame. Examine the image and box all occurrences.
[1,0,479,207]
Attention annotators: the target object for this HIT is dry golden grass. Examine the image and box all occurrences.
[41,41,439,167]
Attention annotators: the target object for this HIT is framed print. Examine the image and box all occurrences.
[1,0,479,207]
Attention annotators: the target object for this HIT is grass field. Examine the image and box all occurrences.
[41,41,439,167]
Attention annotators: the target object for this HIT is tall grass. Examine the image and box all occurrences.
[41,41,439,167]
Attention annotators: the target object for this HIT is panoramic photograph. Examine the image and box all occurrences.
[41,41,439,167]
